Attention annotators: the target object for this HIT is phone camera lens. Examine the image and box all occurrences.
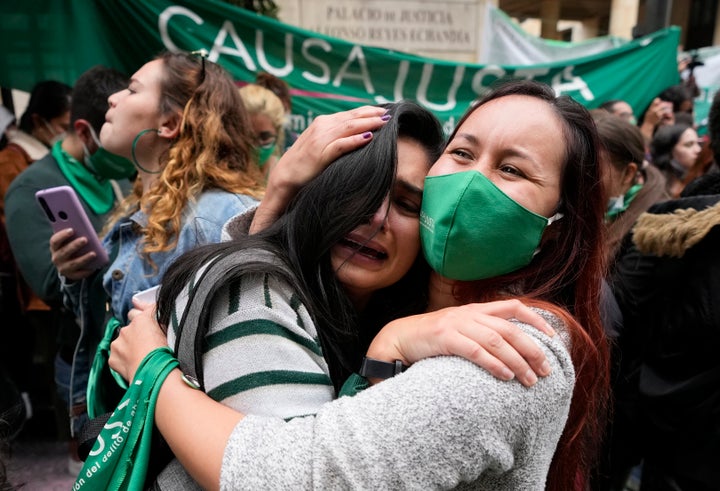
[59,211,68,220]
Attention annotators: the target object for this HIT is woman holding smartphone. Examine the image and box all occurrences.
[49,51,266,416]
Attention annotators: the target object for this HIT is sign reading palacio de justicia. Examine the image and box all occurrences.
[276,0,479,56]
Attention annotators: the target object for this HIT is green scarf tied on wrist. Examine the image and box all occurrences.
[74,347,179,491]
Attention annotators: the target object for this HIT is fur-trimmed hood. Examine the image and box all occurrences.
[632,197,720,258]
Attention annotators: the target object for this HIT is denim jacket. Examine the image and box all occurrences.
[63,189,258,330]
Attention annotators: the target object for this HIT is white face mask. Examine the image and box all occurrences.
[43,119,66,147]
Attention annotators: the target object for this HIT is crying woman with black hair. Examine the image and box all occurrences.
[113,95,566,489]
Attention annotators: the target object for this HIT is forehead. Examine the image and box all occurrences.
[397,137,431,186]
[132,59,164,87]
[461,94,562,133]
[456,95,566,165]
[613,101,633,114]
[51,111,71,127]
[678,128,697,142]
[250,113,276,133]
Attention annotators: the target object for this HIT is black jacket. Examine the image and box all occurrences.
[612,194,720,489]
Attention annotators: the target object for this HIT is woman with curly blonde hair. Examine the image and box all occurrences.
[239,83,286,176]
[49,51,264,416]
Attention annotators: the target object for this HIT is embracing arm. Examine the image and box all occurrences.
[366,299,555,387]
[154,371,242,489]
[110,305,244,490]
[115,269,336,489]
[221,312,574,489]
[111,308,572,490]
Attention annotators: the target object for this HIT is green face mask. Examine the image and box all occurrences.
[420,170,563,281]
[256,142,276,168]
[84,126,136,179]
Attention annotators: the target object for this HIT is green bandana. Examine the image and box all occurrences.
[256,142,277,168]
[53,141,115,215]
[87,317,129,419]
[74,347,179,491]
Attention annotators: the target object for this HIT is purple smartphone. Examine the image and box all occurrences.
[35,185,109,270]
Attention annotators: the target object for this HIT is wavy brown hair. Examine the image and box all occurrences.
[452,80,610,491]
[107,52,265,257]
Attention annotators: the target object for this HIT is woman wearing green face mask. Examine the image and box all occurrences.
[239,84,286,178]
[110,81,609,491]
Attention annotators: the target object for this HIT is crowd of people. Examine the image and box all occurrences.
[0,46,717,491]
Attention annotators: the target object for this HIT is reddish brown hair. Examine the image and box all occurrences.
[452,80,610,490]
[105,52,265,260]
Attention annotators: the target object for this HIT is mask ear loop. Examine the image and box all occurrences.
[532,210,565,258]
[132,129,163,174]
[86,123,104,149]
[547,212,564,226]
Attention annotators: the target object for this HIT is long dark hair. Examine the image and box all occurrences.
[18,80,72,134]
[451,80,610,490]
[593,113,645,174]
[650,123,693,174]
[157,100,444,390]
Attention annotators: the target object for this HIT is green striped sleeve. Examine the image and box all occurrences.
[289,293,305,331]
[263,274,272,308]
[204,318,324,357]
[207,370,332,401]
[170,307,180,339]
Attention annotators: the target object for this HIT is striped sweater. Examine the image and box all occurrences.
[166,270,335,419]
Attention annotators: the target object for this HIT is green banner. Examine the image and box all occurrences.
[0,0,680,132]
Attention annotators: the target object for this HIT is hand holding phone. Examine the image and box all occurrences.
[37,186,109,271]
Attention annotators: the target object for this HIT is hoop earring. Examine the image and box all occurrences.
[132,129,163,174]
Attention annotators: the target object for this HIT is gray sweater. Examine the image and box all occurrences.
[220,310,574,490]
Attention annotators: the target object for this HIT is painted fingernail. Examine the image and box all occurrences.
[362,131,372,139]
[524,370,538,386]
[539,360,551,376]
[381,114,392,121]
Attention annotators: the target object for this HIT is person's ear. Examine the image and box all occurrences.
[622,162,639,186]
[73,119,97,150]
[74,119,89,138]
[157,112,181,140]
[30,113,46,132]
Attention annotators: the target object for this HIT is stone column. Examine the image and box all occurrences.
[580,18,599,40]
[477,0,498,63]
[540,0,561,40]
[609,0,639,39]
